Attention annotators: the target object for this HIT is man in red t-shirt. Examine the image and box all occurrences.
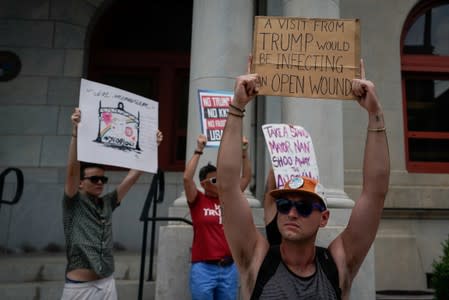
[184,134,251,300]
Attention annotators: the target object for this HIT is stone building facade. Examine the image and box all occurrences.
[1,0,448,295]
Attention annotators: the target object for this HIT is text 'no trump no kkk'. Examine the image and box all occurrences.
[252,16,360,100]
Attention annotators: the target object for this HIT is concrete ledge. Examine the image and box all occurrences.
[0,280,154,300]
[0,252,150,282]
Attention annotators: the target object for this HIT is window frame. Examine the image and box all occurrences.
[401,0,449,173]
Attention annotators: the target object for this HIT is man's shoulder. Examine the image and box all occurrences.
[63,190,81,201]
[102,189,117,199]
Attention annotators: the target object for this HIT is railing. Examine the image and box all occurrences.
[137,169,192,300]
[0,167,24,213]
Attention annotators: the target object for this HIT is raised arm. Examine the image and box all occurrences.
[239,136,252,192]
[117,130,163,203]
[331,60,390,279]
[263,168,276,225]
[183,135,207,204]
[217,74,268,271]
[64,108,81,198]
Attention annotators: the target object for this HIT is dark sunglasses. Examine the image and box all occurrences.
[275,198,325,217]
[83,176,109,184]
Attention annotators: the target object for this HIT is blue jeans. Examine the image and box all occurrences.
[190,262,239,300]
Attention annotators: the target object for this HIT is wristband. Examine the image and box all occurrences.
[367,127,386,132]
[228,103,245,113]
[194,150,203,155]
[228,111,244,118]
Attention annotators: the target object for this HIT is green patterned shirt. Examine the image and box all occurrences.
[63,190,119,278]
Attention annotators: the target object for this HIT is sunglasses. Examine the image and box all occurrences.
[204,177,217,184]
[275,198,325,217]
[83,175,109,184]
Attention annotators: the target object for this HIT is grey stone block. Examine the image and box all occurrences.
[50,0,96,26]
[0,20,53,47]
[0,76,48,105]
[85,0,105,8]
[14,48,65,76]
[117,280,155,300]
[0,259,42,283]
[39,281,64,300]
[3,167,60,184]
[375,233,424,290]
[0,282,39,300]
[155,225,192,300]
[63,50,84,77]
[54,22,86,49]
[3,183,64,249]
[41,136,71,167]
[48,77,81,106]
[42,262,66,281]
[0,106,58,135]
[0,0,49,19]
[0,136,42,166]
[57,106,77,135]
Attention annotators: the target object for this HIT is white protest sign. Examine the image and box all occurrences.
[262,124,319,188]
[78,79,159,173]
[198,89,234,147]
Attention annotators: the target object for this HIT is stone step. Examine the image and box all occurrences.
[0,252,157,299]
[0,280,155,300]
[0,252,154,283]
[376,291,434,300]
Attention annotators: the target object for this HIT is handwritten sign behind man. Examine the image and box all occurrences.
[198,89,234,147]
[78,79,159,173]
[262,124,319,188]
[252,16,360,100]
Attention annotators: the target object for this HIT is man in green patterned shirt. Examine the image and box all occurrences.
[61,107,163,300]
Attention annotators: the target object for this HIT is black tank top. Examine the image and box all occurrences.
[251,246,342,300]
[265,213,281,246]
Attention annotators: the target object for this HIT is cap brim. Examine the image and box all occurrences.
[270,189,327,209]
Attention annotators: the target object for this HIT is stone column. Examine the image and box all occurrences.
[156,1,257,299]
[277,0,375,299]
[173,0,258,207]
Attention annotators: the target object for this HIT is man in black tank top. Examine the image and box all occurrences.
[217,60,390,299]
[263,169,282,246]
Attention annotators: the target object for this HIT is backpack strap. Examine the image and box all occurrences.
[250,245,281,300]
[316,246,342,300]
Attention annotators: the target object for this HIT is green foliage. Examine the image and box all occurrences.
[431,235,449,300]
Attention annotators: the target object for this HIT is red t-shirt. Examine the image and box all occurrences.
[188,191,232,262]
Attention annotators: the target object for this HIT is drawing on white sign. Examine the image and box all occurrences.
[78,79,159,173]
[262,124,319,188]
[95,101,141,152]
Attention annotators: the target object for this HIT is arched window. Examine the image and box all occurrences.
[401,0,449,173]
[87,0,193,171]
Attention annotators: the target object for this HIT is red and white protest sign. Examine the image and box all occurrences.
[198,89,234,147]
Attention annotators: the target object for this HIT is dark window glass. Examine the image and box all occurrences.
[405,77,449,132]
[404,4,449,55]
[409,138,449,162]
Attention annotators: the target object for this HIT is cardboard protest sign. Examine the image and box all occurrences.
[252,16,360,100]
[262,124,319,188]
[78,79,159,173]
[198,89,234,147]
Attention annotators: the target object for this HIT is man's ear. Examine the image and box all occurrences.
[319,210,330,228]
